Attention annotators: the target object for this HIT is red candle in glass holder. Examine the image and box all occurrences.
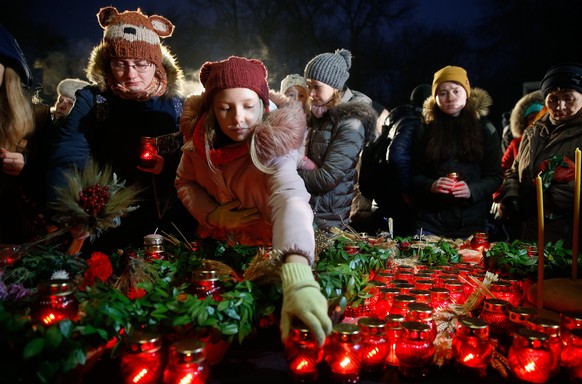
[405,302,437,342]
[429,287,451,311]
[139,136,158,168]
[357,317,389,373]
[414,278,433,290]
[507,328,553,384]
[526,317,562,378]
[163,338,209,384]
[190,269,223,301]
[143,234,165,260]
[470,232,490,252]
[389,294,416,317]
[384,314,404,367]
[284,320,324,383]
[560,328,582,382]
[478,298,510,338]
[34,279,79,325]
[560,312,582,347]
[120,328,164,384]
[374,287,400,319]
[490,280,521,307]
[409,289,431,304]
[508,306,538,339]
[373,271,395,286]
[395,321,435,380]
[324,323,363,384]
[451,315,494,379]
[442,279,466,305]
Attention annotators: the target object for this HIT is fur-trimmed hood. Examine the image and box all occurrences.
[84,43,184,97]
[328,99,378,143]
[180,92,306,165]
[422,87,493,123]
[509,90,544,139]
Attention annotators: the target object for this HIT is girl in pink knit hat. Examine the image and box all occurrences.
[176,56,332,347]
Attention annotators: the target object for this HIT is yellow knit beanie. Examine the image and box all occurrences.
[432,65,471,97]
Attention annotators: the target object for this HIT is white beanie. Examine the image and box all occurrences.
[280,74,307,93]
[57,78,90,100]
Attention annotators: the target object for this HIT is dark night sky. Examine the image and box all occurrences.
[19,0,484,44]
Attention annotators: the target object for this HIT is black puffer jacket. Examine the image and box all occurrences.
[298,89,378,230]
[411,88,503,238]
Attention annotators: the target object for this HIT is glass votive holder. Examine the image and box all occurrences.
[408,289,431,304]
[429,287,451,311]
[442,279,466,305]
[374,287,400,319]
[560,328,582,383]
[163,338,209,384]
[357,317,389,374]
[284,320,324,383]
[389,294,416,317]
[139,136,158,168]
[508,306,538,338]
[405,302,436,342]
[507,328,553,384]
[414,279,433,290]
[34,279,79,326]
[561,312,582,347]
[526,317,562,378]
[490,280,521,307]
[324,323,363,384]
[120,327,164,384]
[384,314,405,367]
[478,298,510,341]
[395,321,435,381]
[451,315,493,379]
[470,232,490,252]
[143,233,165,260]
[190,269,223,301]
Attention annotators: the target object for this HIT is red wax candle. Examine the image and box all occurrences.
[284,320,324,382]
[190,269,223,301]
[405,302,437,342]
[395,321,435,380]
[139,136,158,168]
[560,312,582,347]
[120,328,164,384]
[389,294,416,317]
[324,323,362,384]
[428,287,451,311]
[357,317,389,373]
[451,316,493,379]
[163,338,209,384]
[374,287,400,319]
[526,317,562,378]
[384,314,405,367]
[507,328,553,384]
[34,279,78,325]
[560,328,582,381]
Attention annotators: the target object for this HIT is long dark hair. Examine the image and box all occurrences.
[424,101,484,163]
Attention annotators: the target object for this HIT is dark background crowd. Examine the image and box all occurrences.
[3,0,582,130]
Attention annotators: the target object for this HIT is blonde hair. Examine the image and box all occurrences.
[203,98,267,172]
[0,67,34,151]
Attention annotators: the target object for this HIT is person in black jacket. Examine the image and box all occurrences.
[410,66,502,239]
[357,84,430,236]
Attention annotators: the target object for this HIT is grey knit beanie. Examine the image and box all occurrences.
[304,48,352,90]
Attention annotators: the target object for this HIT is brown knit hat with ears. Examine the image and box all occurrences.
[432,65,471,98]
[97,6,175,69]
[199,56,270,107]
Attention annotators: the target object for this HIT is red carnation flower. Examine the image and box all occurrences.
[83,251,113,287]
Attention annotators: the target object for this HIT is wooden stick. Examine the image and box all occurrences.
[573,148,581,280]
[536,175,544,310]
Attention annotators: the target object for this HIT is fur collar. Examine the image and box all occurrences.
[85,43,184,98]
[509,90,544,138]
[422,87,493,123]
[327,100,379,143]
[181,93,306,165]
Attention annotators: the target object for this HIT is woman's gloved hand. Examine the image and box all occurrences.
[280,262,332,346]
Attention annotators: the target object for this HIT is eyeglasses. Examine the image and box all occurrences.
[110,60,153,73]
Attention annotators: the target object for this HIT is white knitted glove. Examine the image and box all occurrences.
[280,263,332,346]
